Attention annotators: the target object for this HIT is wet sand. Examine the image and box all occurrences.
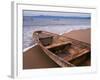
[23,45,59,69]
[63,28,91,44]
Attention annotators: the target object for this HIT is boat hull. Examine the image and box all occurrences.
[33,31,91,67]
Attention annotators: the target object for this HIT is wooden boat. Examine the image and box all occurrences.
[33,31,91,67]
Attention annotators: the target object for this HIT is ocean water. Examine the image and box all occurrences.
[23,18,90,50]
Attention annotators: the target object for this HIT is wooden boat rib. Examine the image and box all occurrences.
[33,31,90,67]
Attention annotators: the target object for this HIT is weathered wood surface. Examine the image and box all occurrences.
[40,44,75,67]
[33,31,91,67]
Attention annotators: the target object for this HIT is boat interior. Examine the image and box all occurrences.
[35,31,91,66]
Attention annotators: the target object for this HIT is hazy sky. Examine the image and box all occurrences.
[23,10,91,18]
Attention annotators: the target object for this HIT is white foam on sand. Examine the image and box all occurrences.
[23,43,38,52]
[34,25,90,33]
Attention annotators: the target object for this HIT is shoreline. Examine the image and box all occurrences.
[23,28,91,51]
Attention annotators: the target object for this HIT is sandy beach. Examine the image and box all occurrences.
[23,11,91,69]
[23,45,59,69]
[23,28,90,69]
[63,28,91,44]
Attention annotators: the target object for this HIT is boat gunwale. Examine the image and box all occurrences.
[39,43,75,67]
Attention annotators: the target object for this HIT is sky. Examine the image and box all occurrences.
[23,10,91,18]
